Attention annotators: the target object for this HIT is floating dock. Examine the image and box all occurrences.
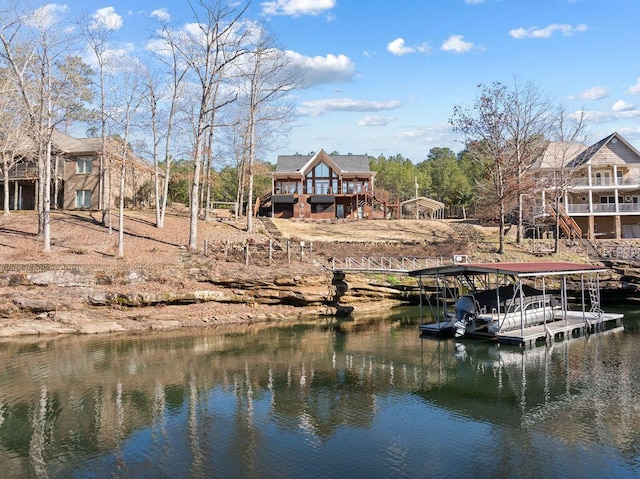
[421,310,623,346]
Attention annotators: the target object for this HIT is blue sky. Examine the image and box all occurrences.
[39,0,640,162]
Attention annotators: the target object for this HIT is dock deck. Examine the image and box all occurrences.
[420,311,624,346]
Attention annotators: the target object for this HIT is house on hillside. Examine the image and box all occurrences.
[0,130,155,211]
[260,149,390,220]
[531,132,640,239]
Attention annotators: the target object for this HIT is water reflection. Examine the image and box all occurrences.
[0,310,638,478]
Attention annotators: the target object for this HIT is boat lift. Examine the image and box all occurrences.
[409,261,623,347]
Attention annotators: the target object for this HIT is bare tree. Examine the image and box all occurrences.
[109,67,146,258]
[148,18,192,229]
[451,82,515,254]
[237,27,298,233]
[170,0,250,252]
[451,80,558,253]
[545,108,589,253]
[504,78,554,244]
[81,11,118,227]
[0,70,28,215]
[0,2,78,252]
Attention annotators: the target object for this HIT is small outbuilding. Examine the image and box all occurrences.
[401,196,445,220]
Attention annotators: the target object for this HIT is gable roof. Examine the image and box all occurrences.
[51,130,103,155]
[276,149,371,174]
[568,132,640,167]
[532,132,640,170]
[533,141,587,169]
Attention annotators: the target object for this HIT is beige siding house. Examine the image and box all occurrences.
[532,132,640,239]
[1,131,154,211]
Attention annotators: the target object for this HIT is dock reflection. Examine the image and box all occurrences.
[0,315,638,477]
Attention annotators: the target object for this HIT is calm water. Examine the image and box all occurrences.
[1,308,640,479]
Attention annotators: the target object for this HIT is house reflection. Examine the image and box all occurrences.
[0,316,638,477]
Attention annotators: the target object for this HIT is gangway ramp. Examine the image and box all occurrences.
[331,256,449,273]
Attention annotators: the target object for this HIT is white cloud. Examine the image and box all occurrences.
[91,7,123,31]
[151,8,171,22]
[387,38,431,56]
[509,23,588,39]
[27,4,68,29]
[573,86,609,101]
[298,98,401,117]
[83,43,137,73]
[613,100,635,112]
[398,123,459,148]
[261,0,335,17]
[583,108,640,123]
[286,51,355,88]
[441,35,476,53]
[628,78,640,95]
[465,0,485,3]
[358,115,397,127]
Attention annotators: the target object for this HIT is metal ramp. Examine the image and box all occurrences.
[331,256,448,273]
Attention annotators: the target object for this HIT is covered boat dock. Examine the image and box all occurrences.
[409,261,623,346]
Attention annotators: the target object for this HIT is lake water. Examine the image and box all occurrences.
[1,307,639,479]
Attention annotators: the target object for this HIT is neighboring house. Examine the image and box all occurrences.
[265,149,384,220]
[0,130,154,211]
[531,132,640,240]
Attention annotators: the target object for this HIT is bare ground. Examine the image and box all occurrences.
[0,208,588,336]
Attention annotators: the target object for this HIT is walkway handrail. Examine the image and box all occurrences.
[331,256,450,273]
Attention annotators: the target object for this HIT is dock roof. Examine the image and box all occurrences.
[408,261,607,278]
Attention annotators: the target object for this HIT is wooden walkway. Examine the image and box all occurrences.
[420,311,624,346]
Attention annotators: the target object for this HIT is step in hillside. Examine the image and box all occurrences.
[260,217,285,243]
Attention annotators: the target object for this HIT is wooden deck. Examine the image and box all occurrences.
[420,311,624,346]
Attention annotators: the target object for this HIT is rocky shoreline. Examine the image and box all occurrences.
[0,263,421,338]
[1,259,639,338]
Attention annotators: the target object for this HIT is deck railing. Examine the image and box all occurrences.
[331,256,450,273]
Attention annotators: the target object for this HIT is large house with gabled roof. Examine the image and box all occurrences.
[0,130,155,212]
[263,149,385,220]
[531,132,640,239]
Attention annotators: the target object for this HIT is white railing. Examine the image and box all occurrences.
[566,203,640,214]
[568,176,640,187]
[331,256,450,273]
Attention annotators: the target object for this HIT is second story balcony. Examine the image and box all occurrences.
[568,176,640,188]
[566,202,640,214]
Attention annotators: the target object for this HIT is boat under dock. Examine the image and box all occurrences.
[421,311,624,346]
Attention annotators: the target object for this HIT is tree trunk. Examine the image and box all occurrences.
[188,146,202,252]
[42,137,52,253]
[554,195,560,254]
[498,199,505,254]
[2,161,9,215]
[516,191,523,245]
[118,159,125,258]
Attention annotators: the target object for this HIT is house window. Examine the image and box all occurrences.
[305,161,337,194]
[315,180,330,194]
[76,157,92,174]
[275,180,299,194]
[311,203,333,214]
[75,190,92,209]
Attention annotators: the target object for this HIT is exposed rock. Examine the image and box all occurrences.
[27,269,96,287]
[12,297,57,312]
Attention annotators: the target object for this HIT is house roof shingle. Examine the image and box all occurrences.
[276,150,370,174]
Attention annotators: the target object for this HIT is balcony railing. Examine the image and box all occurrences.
[568,176,640,187]
[566,203,640,214]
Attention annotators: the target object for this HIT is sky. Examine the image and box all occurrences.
[26,0,640,162]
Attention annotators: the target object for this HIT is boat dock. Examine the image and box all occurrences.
[421,310,623,346]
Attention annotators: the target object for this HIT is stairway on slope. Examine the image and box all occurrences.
[259,217,286,243]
